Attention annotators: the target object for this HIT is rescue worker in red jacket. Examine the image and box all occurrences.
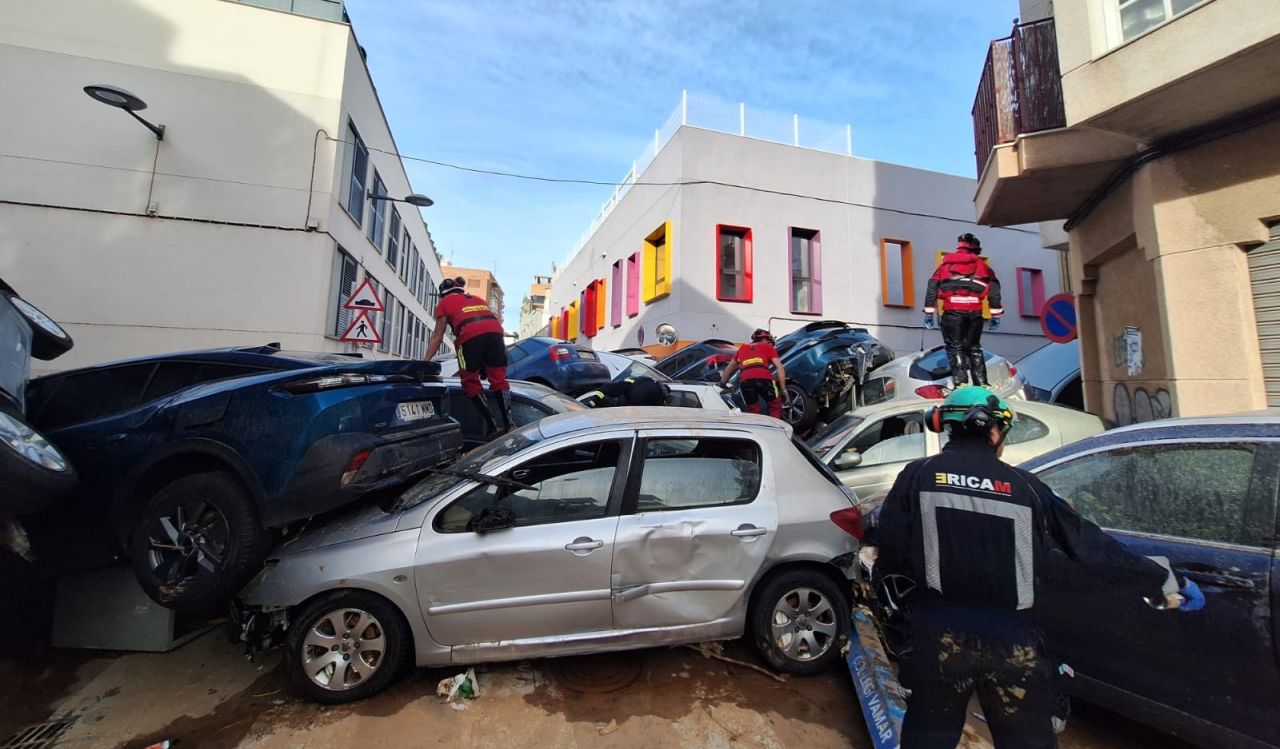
[923,234,1003,389]
[424,276,512,437]
[718,329,788,420]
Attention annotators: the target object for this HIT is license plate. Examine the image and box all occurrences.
[578,350,597,360]
[396,401,435,422]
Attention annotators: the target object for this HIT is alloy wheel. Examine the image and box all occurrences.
[300,608,387,691]
[782,386,805,424]
[144,500,230,587]
[769,586,838,662]
[0,411,69,472]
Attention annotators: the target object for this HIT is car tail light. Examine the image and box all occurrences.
[277,373,413,394]
[340,449,372,486]
[549,346,575,362]
[915,384,947,399]
[1008,365,1018,377]
[830,507,865,539]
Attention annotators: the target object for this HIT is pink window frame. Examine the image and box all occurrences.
[1016,266,1045,317]
[788,227,822,315]
[611,260,623,327]
[715,224,753,302]
[626,252,640,317]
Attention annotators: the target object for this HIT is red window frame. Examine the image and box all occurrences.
[715,224,753,302]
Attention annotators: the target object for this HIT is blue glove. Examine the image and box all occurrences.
[988,316,1001,331]
[1178,579,1205,612]
[923,314,935,330]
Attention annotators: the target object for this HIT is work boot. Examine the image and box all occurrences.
[495,390,514,433]
[969,352,989,387]
[469,393,501,439]
[945,348,967,389]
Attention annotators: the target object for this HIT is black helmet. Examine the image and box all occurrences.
[439,276,467,295]
[751,328,773,343]
[957,233,982,252]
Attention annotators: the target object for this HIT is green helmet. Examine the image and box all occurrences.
[935,386,1013,430]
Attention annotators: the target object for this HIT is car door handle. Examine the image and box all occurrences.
[1175,564,1257,591]
[730,524,767,538]
[564,537,604,552]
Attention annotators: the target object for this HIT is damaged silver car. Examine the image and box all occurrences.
[238,408,865,702]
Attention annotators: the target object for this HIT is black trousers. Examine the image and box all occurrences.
[899,600,1056,749]
[939,311,987,386]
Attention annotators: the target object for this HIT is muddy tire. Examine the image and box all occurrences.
[2,291,73,361]
[0,406,76,516]
[286,591,411,704]
[750,569,850,676]
[129,471,269,614]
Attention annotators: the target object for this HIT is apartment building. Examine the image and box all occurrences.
[972,0,1280,423]
[442,264,505,328]
[548,97,1062,360]
[518,274,552,339]
[0,0,444,372]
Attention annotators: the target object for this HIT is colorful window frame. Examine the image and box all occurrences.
[611,260,623,327]
[643,221,672,303]
[715,225,753,302]
[626,253,640,317]
[789,228,822,315]
[1017,267,1045,317]
[879,238,914,308]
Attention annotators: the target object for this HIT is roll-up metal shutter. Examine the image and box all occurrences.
[1249,223,1280,406]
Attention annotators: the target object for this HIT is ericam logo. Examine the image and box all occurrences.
[935,472,1013,495]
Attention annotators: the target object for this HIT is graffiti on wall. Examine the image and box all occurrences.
[1113,384,1173,426]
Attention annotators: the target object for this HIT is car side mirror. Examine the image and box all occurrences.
[467,506,517,534]
[834,451,862,469]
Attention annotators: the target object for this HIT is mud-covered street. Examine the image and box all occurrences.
[0,629,1190,749]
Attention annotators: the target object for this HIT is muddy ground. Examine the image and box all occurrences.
[1,626,1192,749]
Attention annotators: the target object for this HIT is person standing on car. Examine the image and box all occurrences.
[423,276,512,437]
[873,386,1204,749]
[923,234,1003,389]
[718,329,787,420]
[581,376,669,408]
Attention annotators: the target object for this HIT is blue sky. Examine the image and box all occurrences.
[343,0,1021,330]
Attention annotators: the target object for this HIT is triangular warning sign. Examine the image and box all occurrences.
[340,310,381,344]
[344,278,384,312]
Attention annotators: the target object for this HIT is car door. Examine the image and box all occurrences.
[416,434,633,645]
[829,411,933,498]
[1034,440,1279,744]
[611,429,774,629]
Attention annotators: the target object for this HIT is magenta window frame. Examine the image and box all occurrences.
[626,252,640,317]
[611,260,623,327]
[1016,266,1045,317]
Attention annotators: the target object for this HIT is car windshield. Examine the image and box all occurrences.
[616,359,671,382]
[389,425,545,511]
[806,413,864,456]
[1014,339,1081,390]
[541,391,589,412]
[909,346,996,381]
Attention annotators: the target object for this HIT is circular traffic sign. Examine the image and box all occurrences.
[1041,293,1077,343]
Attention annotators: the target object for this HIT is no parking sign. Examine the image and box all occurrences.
[1041,293,1077,343]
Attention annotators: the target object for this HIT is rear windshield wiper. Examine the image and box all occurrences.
[420,466,536,492]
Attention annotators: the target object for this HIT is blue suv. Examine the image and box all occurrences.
[24,345,461,612]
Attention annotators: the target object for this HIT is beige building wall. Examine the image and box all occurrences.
[444,265,505,325]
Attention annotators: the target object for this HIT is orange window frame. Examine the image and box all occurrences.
[880,238,914,308]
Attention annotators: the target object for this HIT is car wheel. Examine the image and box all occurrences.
[286,591,411,704]
[129,471,270,614]
[751,569,850,676]
[0,406,77,515]
[782,386,818,431]
[2,291,73,361]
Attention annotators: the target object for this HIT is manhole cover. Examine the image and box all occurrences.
[1,717,75,749]
[551,653,643,694]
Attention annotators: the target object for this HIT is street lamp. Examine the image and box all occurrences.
[368,192,434,207]
[83,84,165,140]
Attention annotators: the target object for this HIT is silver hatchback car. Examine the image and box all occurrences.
[239,408,863,702]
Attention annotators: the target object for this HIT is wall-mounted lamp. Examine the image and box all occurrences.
[369,192,434,207]
[84,84,165,140]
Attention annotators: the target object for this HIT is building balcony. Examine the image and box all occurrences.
[971,18,1135,227]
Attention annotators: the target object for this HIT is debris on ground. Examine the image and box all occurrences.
[436,667,480,710]
[683,642,789,683]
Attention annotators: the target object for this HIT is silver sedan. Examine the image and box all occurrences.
[239,408,864,702]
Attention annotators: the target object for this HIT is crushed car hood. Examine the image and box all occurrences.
[269,501,403,557]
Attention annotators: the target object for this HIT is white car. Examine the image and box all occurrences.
[857,346,1025,408]
[592,351,737,412]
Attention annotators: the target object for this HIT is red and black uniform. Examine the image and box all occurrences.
[435,291,508,398]
[734,340,782,419]
[924,240,1003,387]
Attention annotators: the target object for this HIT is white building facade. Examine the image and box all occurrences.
[0,0,444,373]
[548,122,1064,359]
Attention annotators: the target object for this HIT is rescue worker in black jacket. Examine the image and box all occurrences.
[874,386,1204,749]
[580,376,669,409]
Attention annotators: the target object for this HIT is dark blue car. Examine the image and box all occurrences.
[24,345,461,612]
[1020,414,1280,748]
[491,337,611,396]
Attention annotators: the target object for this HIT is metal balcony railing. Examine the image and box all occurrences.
[972,18,1066,175]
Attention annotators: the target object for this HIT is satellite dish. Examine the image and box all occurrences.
[656,323,678,346]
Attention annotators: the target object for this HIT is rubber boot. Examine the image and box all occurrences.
[969,351,989,387]
[469,393,501,439]
[495,390,514,433]
[945,347,967,390]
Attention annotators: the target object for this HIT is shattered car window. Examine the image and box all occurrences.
[390,426,544,512]
[636,437,761,511]
[807,413,863,457]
